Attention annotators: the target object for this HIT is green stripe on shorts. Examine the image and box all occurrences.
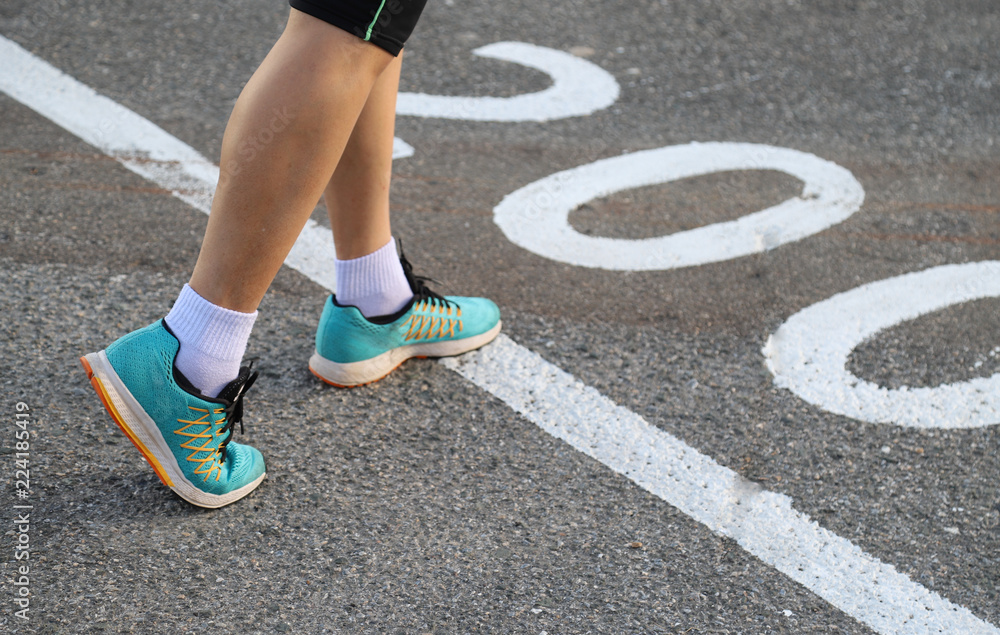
[364,0,388,41]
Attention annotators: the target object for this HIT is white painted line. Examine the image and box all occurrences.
[397,42,620,122]
[2,34,995,635]
[0,36,416,294]
[764,261,1000,428]
[494,142,865,270]
[0,37,221,205]
[443,336,999,635]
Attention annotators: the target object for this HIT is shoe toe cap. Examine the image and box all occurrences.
[224,442,267,487]
[452,296,501,335]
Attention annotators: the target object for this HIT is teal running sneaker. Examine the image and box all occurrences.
[310,253,501,387]
[80,320,266,508]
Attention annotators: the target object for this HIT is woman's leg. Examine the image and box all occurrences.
[317,51,414,319]
[81,6,431,509]
[324,52,403,261]
[189,8,395,314]
[307,51,502,388]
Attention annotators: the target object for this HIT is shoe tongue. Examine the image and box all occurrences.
[216,365,252,403]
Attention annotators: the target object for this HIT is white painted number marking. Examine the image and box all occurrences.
[392,137,414,159]
[494,142,865,270]
[764,261,1000,429]
[397,42,620,122]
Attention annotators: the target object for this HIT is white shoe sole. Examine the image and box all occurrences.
[81,351,266,509]
[309,320,502,387]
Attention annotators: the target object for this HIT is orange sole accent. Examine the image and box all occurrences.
[80,356,175,488]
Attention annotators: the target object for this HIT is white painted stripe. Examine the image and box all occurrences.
[493,142,865,270]
[397,42,620,122]
[0,35,416,294]
[2,34,995,635]
[764,261,1000,429]
[443,337,999,635]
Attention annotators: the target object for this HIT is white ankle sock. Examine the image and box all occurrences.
[164,284,258,398]
[335,239,413,318]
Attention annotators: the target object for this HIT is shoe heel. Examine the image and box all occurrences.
[80,354,174,489]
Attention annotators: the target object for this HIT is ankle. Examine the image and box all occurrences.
[334,238,413,318]
[165,284,257,397]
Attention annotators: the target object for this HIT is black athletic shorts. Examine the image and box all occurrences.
[289,0,428,56]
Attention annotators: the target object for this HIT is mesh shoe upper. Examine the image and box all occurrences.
[315,247,501,364]
[315,294,501,364]
[104,321,266,496]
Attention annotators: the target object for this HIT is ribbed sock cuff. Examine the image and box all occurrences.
[165,284,258,362]
[335,238,413,318]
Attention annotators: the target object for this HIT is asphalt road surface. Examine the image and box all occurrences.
[1,1,998,633]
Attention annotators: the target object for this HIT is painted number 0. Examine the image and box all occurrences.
[493,142,864,271]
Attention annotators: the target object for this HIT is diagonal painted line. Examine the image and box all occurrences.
[1,34,995,635]
[0,35,412,293]
[443,338,998,635]
[0,35,338,292]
